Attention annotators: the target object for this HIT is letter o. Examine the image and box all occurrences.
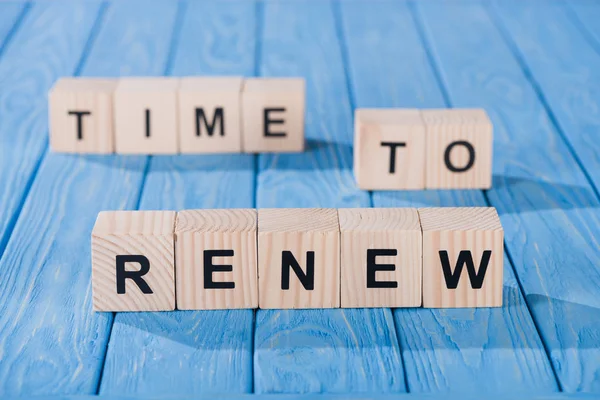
[444,140,475,172]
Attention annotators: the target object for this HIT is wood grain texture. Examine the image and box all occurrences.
[354,109,426,190]
[416,0,600,392]
[258,208,340,309]
[92,211,176,312]
[175,209,258,310]
[242,78,305,153]
[100,0,256,396]
[114,77,179,154]
[421,108,493,189]
[419,207,503,308]
[178,76,243,154]
[338,208,422,308]
[495,0,600,195]
[340,0,558,392]
[0,1,101,259]
[0,0,176,394]
[254,1,405,394]
[48,78,117,154]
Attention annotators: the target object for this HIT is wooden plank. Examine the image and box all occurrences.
[0,0,176,394]
[99,1,257,395]
[415,0,600,392]
[339,0,558,392]
[0,1,97,258]
[491,0,600,195]
[0,2,26,56]
[253,1,405,394]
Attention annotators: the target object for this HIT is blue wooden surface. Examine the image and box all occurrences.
[0,0,598,397]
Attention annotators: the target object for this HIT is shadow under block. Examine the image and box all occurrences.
[242,78,305,153]
[257,208,340,309]
[91,211,176,312]
[418,207,503,308]
[175,209,258,310]
[48,78,116,153]
[422,108,493,189]
[178,77,243,154]
[354,109,426,190]
[114,78,179,154]
[338,208,422,308]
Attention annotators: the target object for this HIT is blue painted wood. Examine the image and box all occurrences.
[100,1,257,395]
[253,1,404,394]
[0,0,177,394]
[415,0,600,392]
[0,2,27,58]
[490,0,600,196]
[0,1,98,259]
[338,0,558,393]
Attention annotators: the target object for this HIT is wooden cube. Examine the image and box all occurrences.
[419,207,503,308]
[178,77,243,154]
[175,209,258,310]
[48,78,116,153]
[354,109,426,190]
[339,208,422,308]
[91,211,176,311]
[422,109,493,189]
[258,208,339,309]
[114,78,179,154]
[242,78,305,153]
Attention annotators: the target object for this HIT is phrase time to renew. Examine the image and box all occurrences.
[91,208,504,311]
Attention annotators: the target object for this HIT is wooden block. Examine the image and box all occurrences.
[354,109,426,190]
[175,209,258,310]
[339,208,422,308]
[48,78,116,153]
[258,208,339,309]
[91,210,176,311]
[419,207,503,308]
[242,78,305,153]
[114,78,179,154]
[178,77,243,154]
[422,109,493,189]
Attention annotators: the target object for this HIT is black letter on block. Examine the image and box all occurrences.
[281,250,314,290]
[196,108,224,137]
[264,108,286,137]
[380,142,406,174]
[204,249,235,289]
[366,249,398,288]
[68,111,91,140]
[444,140,475,172]
[116,255,153,294]
[145,109,151,137]
[439,250,492,289]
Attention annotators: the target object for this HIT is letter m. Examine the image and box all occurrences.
[438,250,492,289]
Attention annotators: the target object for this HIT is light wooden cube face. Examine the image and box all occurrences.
[422,109,493,189]
[49,78,116,154]
[114,78,179,154]
[175,209,258,310]
[242,78,305,153]
[91,211,176,312]
[419,207,503,308]
[339,208,422,308]
[178,77,243,154]
[354,109,426,190]
[258,209,340,309]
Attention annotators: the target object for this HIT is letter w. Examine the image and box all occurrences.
[439,250,492,289]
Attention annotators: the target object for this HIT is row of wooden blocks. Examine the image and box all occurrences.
[49,77,305,154]
[355,108,493,190]
[92,207,504,311]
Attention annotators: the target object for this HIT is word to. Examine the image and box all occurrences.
[91,207,503,312]
[354,108,492,190]
[49,76,305,154]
